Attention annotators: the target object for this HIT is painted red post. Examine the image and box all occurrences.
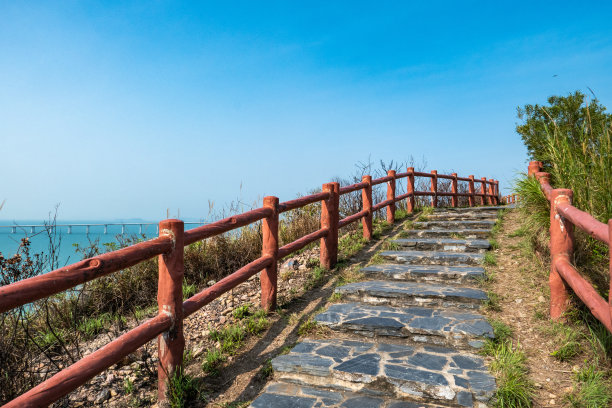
[608,220,611,318]
[488,179,495,205]
[406,167,415,213]
[386,170,396,223]
[362,175,373,240]
[494,181,500,205]
[528,161,541,177]
[468,175,475,207]
[451,173,458,208]
[430,170,438,208]
[549,189,574,320]
[261,196,279,311]
[479,177,486,206]
[157,219,185,403]
[320,182,339,270]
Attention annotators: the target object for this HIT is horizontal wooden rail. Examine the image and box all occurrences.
[0,235,174,313]
[3,313,173,408]
[339,181,368,195]
[278,192,330,213]
[554,258,612,332]
[527,161,611,334]
[1,165,500,407]
[556,202,609,244]
[278,228,329,259]
[338,209,369,228]
[183,255,273,317]
[184,207,272,245]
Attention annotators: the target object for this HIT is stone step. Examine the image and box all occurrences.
[433,206,505,213]
[251,382,452,408]
[315,303,493,349]
[391,238,490,253]
[380,250,484,266]
[400,229,490,239]
[361,264,485,284]
[334,280,487,310]
[271,339,495,406]
[426,213,497,221]
[414,221,495,230]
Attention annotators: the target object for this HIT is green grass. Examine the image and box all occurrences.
[368,253,385,265]
[168,368,199,408]
[297,318,319,336]
[202,348,226,374]
[381,240,400,251]
[233,304,252,320]
[566,365,612,407]
[485,291,502,311]
[305,266,327,290]
[328,292,343,302]
[124,377,134,395]
[489,341,534,408]
[182,282,197,299]
[484,252,497,266]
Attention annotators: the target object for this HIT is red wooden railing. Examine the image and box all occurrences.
[527,161,612,333]
[502,194,520,204]
[0,167,499,407]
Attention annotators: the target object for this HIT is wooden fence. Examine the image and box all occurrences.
[0,167,500,407]
[528,161,612,333]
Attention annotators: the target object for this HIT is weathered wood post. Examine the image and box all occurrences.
[157,219,185,404]
[488,179,495,205]
[549,188,574,320]
[386,170,396,223]
[261,196,279,311]
[609,220,612,318]
[494,180,500,205]
[451,173,458,208]
[320,182,339,270]
[536,172,551,200]
[479,177,487,206]
[362,175,373,240]
[406,167,415,213]
[528,161,541,177]
[430,170,438,208]
[468,175,475,207]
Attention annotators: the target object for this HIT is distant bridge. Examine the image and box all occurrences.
[0,222,208,235]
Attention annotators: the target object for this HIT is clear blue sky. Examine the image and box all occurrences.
[2,1,611,221]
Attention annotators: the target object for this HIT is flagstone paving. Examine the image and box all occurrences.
[250,206,502,407]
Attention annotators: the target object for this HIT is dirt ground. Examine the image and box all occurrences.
[483,209,575,408]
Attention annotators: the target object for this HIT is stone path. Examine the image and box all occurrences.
[250,206,505,407]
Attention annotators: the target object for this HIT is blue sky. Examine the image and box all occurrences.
[1,1,611,221]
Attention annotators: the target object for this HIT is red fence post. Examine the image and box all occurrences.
[528,160,541,177]
[494,181,500,205]
[430,170,438,208]
[386,170,396,223]
[549,189,574,320]
[320,182,339,269]
[451,173,458,208]
[608,220,611,317]
[362,175,373,240]
[487,179,495,205]
[261,196,279,311]
[406,167,415,213]
[157,219,185,403]
[468,175,475,207]
[479,177,486,206]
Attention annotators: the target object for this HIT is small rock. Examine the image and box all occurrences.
[207,280,216,286]
[534,382,542,388]
[104,373,116,385]
[548,393,556,398]
[94,388,111,404]
[538,295,546,302]
[549,399,555,405]
[219,316,226,324]
[110,389,118,397]
[515,298,523,304]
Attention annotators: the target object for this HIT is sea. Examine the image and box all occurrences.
[0,220,206,271]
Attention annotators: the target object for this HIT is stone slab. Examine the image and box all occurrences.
[380,250,484,266]
[271,339,495,404]
[426,213,498,221]
[315,303,493,348]
[391,238,490,253]
[400,229,491,239]
[334,280,487,309]
[433,206,505,212]
[361,264,485,284]
[414,221,495,230]
[250,382,453,407]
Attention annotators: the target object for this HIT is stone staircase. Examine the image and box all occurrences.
[250,206,505,408]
